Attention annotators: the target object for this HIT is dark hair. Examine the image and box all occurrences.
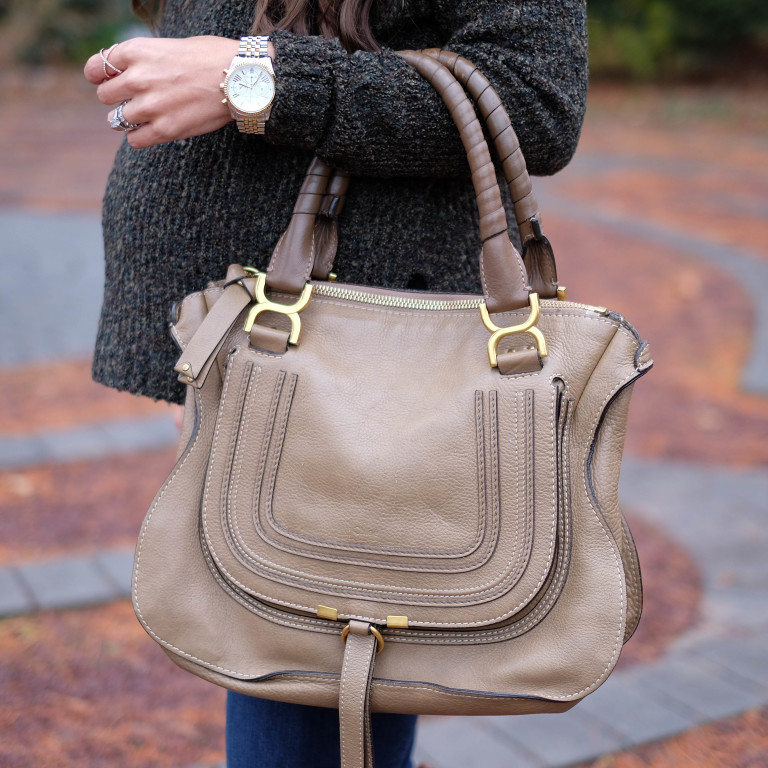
[131,0,379,52]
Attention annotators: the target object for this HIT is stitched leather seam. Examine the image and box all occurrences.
[303,223,316,284]
[208,672,569,705]
[524,390,535,579]
[225,362,261,569]
[591,389,641,620]
[339,632,354,764]
[226,367,286,578]
[246,674,567,704]
[219,361,255,565]
[232,377,492,567]
[132,353,280,678]
[268,232,286,276]
[209,391,563,637]
[141,527,339,679]
[621,516,642,639]
[489,391,501,567]
[258,381,486,559]
[220,372,536,581]
[205,387,560,625]
[373,681,562,702]
[203,538,338,632]
[170,324,185,351]
[476,390,488,558]
[550,369,639,699]
[381,387,568,639]
[211,390,556,606]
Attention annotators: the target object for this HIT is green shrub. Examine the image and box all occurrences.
[589,0,768,79]
[0,0,134,65]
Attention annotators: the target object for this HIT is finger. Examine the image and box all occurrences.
[84,49,123,85]
[84,51,109,84]
[99,38,149,73]
[87,39,148,93]
[107,99,146,133]
[125,124,156,150]
[97,72,140,106]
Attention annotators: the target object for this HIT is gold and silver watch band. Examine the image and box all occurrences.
[235,35,272,135]
[238,35,270,59]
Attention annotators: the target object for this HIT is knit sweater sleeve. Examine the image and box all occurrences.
[265,0,587,178]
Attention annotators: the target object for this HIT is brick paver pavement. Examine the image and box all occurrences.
[1,70,767,768]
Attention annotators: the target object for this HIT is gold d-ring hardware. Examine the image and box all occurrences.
[480,293,548,368]
[341,625,385,654]
[242,269,313,346]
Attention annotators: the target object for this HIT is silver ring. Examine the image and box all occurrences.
[109,100,141,132]
[100,44,123,79]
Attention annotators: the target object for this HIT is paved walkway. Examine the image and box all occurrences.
[1,76,767,767]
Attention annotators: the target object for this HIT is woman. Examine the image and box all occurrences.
[84,1,587,765]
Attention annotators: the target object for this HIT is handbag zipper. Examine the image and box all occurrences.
[312,282,607,315]
[311,283,482,310]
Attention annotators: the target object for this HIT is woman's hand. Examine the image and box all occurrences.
[84,36,262,149]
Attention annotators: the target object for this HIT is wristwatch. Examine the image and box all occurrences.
[220,36,276,134]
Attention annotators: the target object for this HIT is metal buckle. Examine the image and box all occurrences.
[341,624,385,654]
[242,269,313,346]
[480,293,548,368]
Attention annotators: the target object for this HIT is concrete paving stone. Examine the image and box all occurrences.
[16,553,122,611]
[691,635,768,689]
[629,652,768,724]
[98,414,179,453]
[0,415,178,470]
[480,706,627,767]
[0,567,37,616]
[619,460,768,629]
[94,548,135,595]
[39,422,118,464]
[573,673,699,746]
[703,589,768,631]
[415,716,542,768]
[0,433,49,470]
[0,210,104,367]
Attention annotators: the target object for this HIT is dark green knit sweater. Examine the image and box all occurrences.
[93,0,588,403]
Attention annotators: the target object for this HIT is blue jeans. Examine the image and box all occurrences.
[226,691,417,768]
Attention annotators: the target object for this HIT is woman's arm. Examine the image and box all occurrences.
[268,0,587,177]
[84,0,586,176]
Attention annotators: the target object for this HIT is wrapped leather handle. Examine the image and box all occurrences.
[306,50,558,298]
[311,166,351,280]
[265,156,332,290]
[421,49,558,298]
[266,50,532,314]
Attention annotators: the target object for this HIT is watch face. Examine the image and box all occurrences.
[227,63,276,114]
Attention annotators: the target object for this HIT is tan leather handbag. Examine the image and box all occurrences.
[133,50,651,767]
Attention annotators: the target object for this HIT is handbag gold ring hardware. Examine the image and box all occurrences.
[480,293,548,368]
[242,270,314,345]
[341,624,385,654]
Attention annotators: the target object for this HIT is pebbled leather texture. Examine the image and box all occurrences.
[133,51,651,768]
